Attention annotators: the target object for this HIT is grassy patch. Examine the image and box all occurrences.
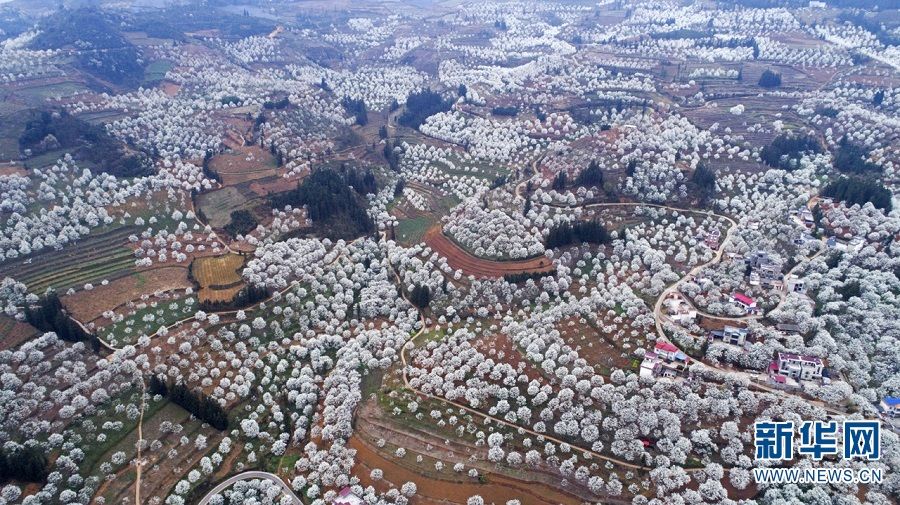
[15,81,87,105]
[360,367,385,399]
[196,186,254,228]
[395,216,432,244]
[143,60,174,83]
[413,327,447,348]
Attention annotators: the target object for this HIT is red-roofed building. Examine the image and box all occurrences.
[654,341,679,361]
[732,292,757,313]
[334,487,363,505]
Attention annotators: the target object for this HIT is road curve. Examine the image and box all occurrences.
[195,471,301,505]
[388,255,669,474]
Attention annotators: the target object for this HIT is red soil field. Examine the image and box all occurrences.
[248,175,302,196]
[62,266,192,323]
[349,431,587,505]
[423,226,554,278]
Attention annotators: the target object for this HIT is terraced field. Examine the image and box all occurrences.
[0,227,138,293]
[192,253,246,303]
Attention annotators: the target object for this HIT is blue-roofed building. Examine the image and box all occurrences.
[881,397,900,418]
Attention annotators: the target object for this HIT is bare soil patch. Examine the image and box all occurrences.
[192,253,246,304]
[63,266,191,323]
[211,145,279,186]
[0,315,38,351]
[423,226,554,278]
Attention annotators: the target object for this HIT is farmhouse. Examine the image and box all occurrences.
[793,231,816,246]
[640,352,661,379]
[776,323,801,336]
[704,229,721,249]
[654,341,680,361]
[774,352,824,381]
[786,274,806,294]
[731,292,757,313]
[639,351,684,379]
[766,364,799,390]
[826,236,845,251]
[881,397,900,418]
[334,487,363,505]
[745,250,782,286]
[709,325,748,346]
[663,294,697,325]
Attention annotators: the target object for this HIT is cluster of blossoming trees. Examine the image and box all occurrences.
[0,1,898,504]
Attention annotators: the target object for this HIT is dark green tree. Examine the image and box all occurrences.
[409,284,431,309]
[576,161,604,187]
[552,171,567,191]
[758,69,781,88]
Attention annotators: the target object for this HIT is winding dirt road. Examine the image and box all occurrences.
[196,471,302,505]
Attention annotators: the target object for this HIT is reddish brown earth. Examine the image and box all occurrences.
[248,175,303,196]
[62,266,192,323]
[423,226,554,278]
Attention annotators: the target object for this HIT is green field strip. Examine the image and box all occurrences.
[27,255,137,293]
[20,248,134,284]
[29,259,136,293]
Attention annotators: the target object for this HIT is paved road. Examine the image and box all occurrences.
[196,471,302,505]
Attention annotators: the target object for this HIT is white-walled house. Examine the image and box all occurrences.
[775,352,823,381]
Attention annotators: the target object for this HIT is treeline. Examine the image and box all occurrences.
[491,106,519,116]
[758,69,781,88]
[24,292,99,348]
[224,209,258,238]
[408,284,431,309]
[198,284,269,312]
[344,165,377,195]
[398,89,453,129]
[503,270,555,284]
[839,12,900,46]
[576,161,604,187]
[149,376,228,430]
[652,31,758,53]
[834,137,881,174]
[341,97,368,126]
[126,4,274,39]
[734,0,886,7]
[269,142,284,167]
[691,163,717,201]
[552,171,567,191]
[201,150,221,183]
[20,109,152,178]
[760,133,821,170]
[545,221,610,248]
[0,445,48,483]
[263,97,290,110]
[270,168,374,238]
[650,29,709,40]
[822,177,892,212]
[383,139,403,171]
